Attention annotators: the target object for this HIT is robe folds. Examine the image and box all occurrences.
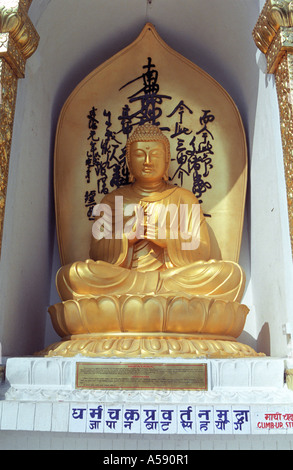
[56,183,245,302]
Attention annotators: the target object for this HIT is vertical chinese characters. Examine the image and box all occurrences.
[84,57,216,219]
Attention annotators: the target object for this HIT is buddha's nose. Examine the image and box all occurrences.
[144,152,151,164]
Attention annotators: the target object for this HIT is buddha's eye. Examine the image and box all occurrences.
[151,150,163,156]
[133,150,145,158]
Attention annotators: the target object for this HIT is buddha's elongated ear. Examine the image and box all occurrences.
[126,155,135,182]
[163,161,170,181]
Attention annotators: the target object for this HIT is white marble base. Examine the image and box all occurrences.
[1,356,293,434]
[1,356,288,399]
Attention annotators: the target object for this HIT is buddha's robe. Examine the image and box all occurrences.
[56,183,245,302]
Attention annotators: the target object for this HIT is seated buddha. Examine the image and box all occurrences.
[56,123,245,304]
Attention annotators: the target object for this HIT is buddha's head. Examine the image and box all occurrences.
[126,123,170,184]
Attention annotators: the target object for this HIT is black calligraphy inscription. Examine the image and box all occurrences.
[84,57,215,220]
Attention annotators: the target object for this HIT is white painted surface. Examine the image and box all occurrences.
[1,357,292,436]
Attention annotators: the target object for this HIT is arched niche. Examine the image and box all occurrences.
[54,23,247,268]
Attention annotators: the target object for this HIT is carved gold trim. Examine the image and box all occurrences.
[48,296,249,340]
[253,0,293,253]
[0,0,39,257]
[0,1,39,62]
[36,333,262,359]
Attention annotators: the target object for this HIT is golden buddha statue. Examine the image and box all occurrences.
[57,123,245,303]
[42,123,259,358]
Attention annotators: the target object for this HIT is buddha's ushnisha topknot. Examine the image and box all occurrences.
[128,122,169,144]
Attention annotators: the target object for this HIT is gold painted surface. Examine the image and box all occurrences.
[275,52,293,246]
[48,295,249,338]
[47,123,253,357]
[266,27,293,73]
[0,0,39,61]
[253,0,293,56]
[38,334,262,359]
[0,32,25,77]
[253,0,293,253]
[0,0,39,257]
[55,23,247,266]
[75,362,207,390]
[42,25,259,359]
[0,57,17,255]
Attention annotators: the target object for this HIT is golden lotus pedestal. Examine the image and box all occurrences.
[39,295,261,358]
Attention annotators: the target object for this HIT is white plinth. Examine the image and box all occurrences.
[1,356,293,434]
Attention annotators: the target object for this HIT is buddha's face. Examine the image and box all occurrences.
[129,141,167,184]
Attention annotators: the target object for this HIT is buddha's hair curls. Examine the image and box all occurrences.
[126,123,170,182]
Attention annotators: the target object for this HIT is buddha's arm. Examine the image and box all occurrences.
[165,208,210,267]
[89,234,132,267]
[89,192,132,267]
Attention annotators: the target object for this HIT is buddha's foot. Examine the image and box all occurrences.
[37,333,262,358]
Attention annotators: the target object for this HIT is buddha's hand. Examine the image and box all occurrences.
[124,202,171,247]
[124,215,141,245]
[143,208,168,248]
[124,207,146,245]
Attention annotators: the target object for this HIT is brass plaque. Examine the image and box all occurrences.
[76,362,207,391]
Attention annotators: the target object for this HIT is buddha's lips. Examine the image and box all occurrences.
[142,167,153,173]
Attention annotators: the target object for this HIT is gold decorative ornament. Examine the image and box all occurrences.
[40,295,258,358]
[253,0,293,254]
[39,24,262,358]
[48,295,249,338]
[0,0,39,257]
